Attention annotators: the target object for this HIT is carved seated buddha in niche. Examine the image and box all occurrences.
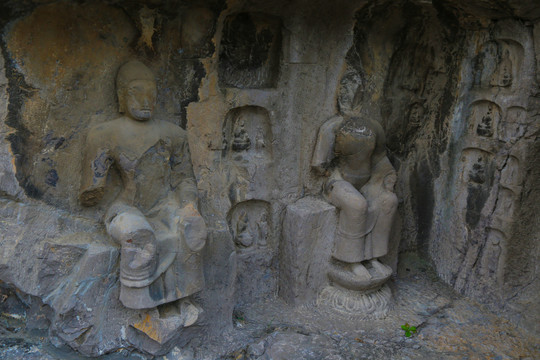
[312,115,398,289]
[80,60,207,318]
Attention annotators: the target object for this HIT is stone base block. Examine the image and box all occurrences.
[317,284,392,319]
[328,260,392,291]
[127,299,202,356]
[279,197,337,305]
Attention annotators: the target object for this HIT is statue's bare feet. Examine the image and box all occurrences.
[370,259,388,274]
[351,263,372,280]
[179,299,202,327]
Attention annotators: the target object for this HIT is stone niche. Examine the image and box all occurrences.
[221,105,275,203]
[228,200,271,250]
[227,200,276,304]
[472,39,524,90]
[218,12,282,89]
[467,100,501,139]
[501,106,528,142]
[460,148,495,228]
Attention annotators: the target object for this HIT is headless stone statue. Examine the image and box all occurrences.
[80,60,207,316]
[312,115,398,289]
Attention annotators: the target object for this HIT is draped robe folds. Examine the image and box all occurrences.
[312,116,398,264]
[80,118,204,309]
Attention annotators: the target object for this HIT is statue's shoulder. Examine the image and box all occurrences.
[85,117,123,143]
[369,117,384,132]
[157,120,188,141]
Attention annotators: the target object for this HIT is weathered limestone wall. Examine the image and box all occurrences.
[0,1,232,356]
[429,18,540,334]
[327,0,540,335]
[0,0,538,356]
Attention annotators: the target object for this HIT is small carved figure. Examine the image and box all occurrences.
[257,213,269,246]
[255,126,266,150]
[232,120,251,151]
[477,105,494,137]
[235,210,254,247]
[490,50,512,88]
[312,115,398,287]
[222,130,228,150]
[408,102,424,127]
[469,157,486,184]
[472,53,484,88]
[80,61,207,315]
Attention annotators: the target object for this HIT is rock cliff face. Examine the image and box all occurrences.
[0,0,538,356]
[335,1,540,335]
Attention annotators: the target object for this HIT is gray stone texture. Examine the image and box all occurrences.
[426,18,540,335]
[0,45,25,200]
[280,197,336,305]
[0,0,539,358]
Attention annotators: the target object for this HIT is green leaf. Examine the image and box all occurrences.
[401,325,407,330]
[410,326,417,332]
[405,331,411,337]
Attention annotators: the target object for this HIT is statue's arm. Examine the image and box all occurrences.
[370,120,395,179]
[79,127,113,206]
[171,134,198,206]
[171,132,207,252]
[311,116,344,174]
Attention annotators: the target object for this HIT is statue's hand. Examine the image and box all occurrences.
[179,204,207,252]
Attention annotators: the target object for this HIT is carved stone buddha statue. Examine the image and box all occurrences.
[80,60,207,319]
[312,115,398,293]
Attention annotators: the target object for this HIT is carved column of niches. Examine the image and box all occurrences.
[451,21,537,296]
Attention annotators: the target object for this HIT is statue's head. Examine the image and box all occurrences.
[116,60,156,121]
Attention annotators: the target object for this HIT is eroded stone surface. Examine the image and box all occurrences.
[4,253,538,359]
[280,197,336,305]
[79,60,207,314]
[0,0,539,358]
[220,254,539,360]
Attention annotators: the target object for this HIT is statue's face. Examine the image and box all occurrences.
[124,80,157,121]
